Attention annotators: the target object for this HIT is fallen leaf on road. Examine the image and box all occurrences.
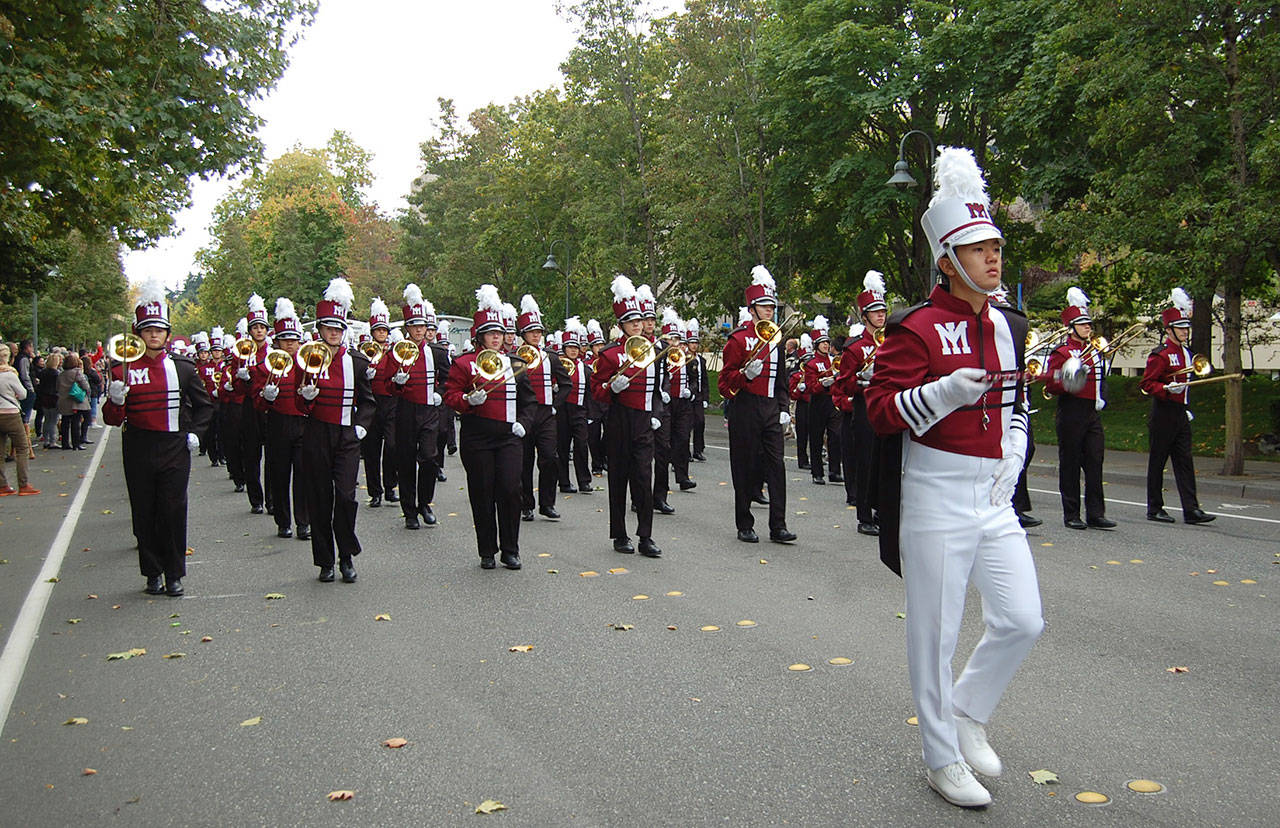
[579,571,598,577]
[374,613,391,621]
[111,605,121,610]
[608,568,628,574]
[475,799,507,814]
[327,790,354,801]
[240,716,262,727]
[759,559,767,565]
[264,593,285,600]
[537,553,551,558]
[163,653,185,659]
[1212,580,1229,586]
[45,576,60,583]
[106,648,146,661]
[895,612,906,619]
[632,594,649,600]
[63,717,88,726]
[87,594,98,599]
[667,626,677,630]
[508,645,534,653]
[383,738,408,748]
[611,623,634,631]
[1166,666,1189,673]
[82,768,97,776]
[101,510,112,515]
[1206,569,1217,574]
[67,618,81,624]
[200,636,213,642]
[546,569,559,574]
[1029,769,1059,785]
[1241,579,1257,584]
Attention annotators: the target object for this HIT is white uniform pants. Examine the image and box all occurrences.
[900,440,1044,770]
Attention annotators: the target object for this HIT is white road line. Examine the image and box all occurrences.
[1027,486,1279,525]
[0,428,111,731]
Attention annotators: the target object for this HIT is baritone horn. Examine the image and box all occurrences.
[742,312,802,364]
[474,344,542,392]
[296,341,332,386]
[665,345,686,369]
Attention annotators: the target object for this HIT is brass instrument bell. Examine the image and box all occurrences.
[391,339,419,368]
[107,333,145,363]
[357,340,383,363]
[232,337,256,360]
[560,356,576,376]
[296,341,332,385]
[264,348,293,386]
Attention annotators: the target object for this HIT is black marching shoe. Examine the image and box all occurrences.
[436,468,447,482]
[145,576,165,595]
[798,461,810,470]
[857,522,880,536]
[770,528,797,543]
[1016,511,1043,528]
[678,480,697,491]
[420,505,437,526]
[318,567,335,582]
[691,452,706,462]
[165,577,183,597]
[1185,508,1216,525]
[480,555,496,570]
[368,494,382,508]
[385,489,400,503]
[500,551,522,570]
[829,475,844,484]
[578,483,595,493]
[654,501,676,515]
[234,483,245,493]
[296,524,311,540]
[811,476,825,486]
[1064,518,1088,530]
[404,514,420,530]
[539,506,561,521]
[277,526,293,539]
[1147,509,1176,523]
[265,502,274,516]
[250,504,264,515]
[521,509,535,522]
[613,537,635,554]
[1087,516,1117,529]
[560,484,578,494]
[751,493,769,505]
[638,538,663,558]
[447,444,457,455]
[339,560,357,583]
[737,528,759,543]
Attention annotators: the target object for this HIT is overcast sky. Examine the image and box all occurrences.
[123,1,667,290]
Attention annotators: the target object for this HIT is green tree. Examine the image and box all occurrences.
[0,231,127,348]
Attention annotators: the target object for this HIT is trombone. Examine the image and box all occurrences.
[860,327,886,372]
[742,312,803,364]
[232,337,257,360]
[665,343,686,369]
[1078,323,1146,360]
[391,339,419,369]
[603,335,656,385]
[474,343,543,393]
[296,341,332,387]
[357,340,385,365]
[107,333,146,365]
[263,348,293,388]
[1169,353,1213,380]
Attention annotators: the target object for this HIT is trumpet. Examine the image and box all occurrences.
[474,343,543,392]
[742,312,802,364]
[107,333,146,364]
[358,340,384,364]
[296,341,332,386]
[560,356,577,377]
[232,337,257,360]
[263,348,293,387]
[391,339,419,369]
[605,335,656,385]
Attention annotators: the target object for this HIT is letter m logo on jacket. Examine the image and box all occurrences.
[128,367,151,384]
[933,321,971,356]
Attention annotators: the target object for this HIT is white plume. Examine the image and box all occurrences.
[813,314,829,332]
[223,334,237,349]
[403,283,424,306]
[1066,287,1088,309]
[461,338,474,353]
[421,299,435,317]
[520,293,541,315]
[438,319,451,336]
[586,319,603,338]
[750,265,776,290]
[849,323,866,339]
[800,333,813,351]
[863,270,886,293]
[1171,287,1192,313]
[137,279,166,307]
[274,297,297,321]
[236,317,248,336]
[565,316,586,336]
[931,146,989,208]
[636,284,656,308]
[661,306,680,326]
[211,326,225,342]
[610,274,637,303]
[475,284,502,313]
[688,318,700,335]
[738,306,750,324]
[323,277,354,311]
[247,293,266,314]
[500,302,517,324]
[370,296,389,318]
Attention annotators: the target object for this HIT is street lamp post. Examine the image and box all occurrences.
[542,240,570,320]
[885,129,938,299]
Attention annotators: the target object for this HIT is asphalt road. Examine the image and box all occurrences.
[1,421,1277,827]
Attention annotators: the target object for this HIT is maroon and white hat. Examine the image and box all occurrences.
[660,307,683,339]
[210,327,225,350]
[610,275,643,322]
[315,276,354,329]
[191,332,210,351]
[856,270,888,313]
[920,147,1003,276]
[402,283,436,327]
[273,297,303,340]
[686,318,701,342]
[473,284,505,335]
[586,318,605,345]
[799,333,813,358]
[744,265,778,307]
[810,315,830,345]
[517,294,545,333]
[1160,287,1192,328]
[637,284,657,319]
[500,302,517,334]
[547,331,561,352]
[369,297,391,331]
[563,317,586,348]
[133,280,170,331]
[246,293,268,327]
[1061,287,1091,327]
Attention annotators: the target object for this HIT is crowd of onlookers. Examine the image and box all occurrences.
[0,338,108,497]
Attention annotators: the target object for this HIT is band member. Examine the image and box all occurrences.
[390,284,450,530]
[589,275,665,558]
[584,319,609,475]
[296,277,375,583]
[219,322,248,492]
[361,297,399,507]
[500,302,517,354]
[837,271,889,534]
[557,319,595,493]
[718,266,797,545]
[193,332,223,466]
[444,285,536,570]
[791,332,812,470]
[866,147,1042,808]
[516,294,570,521]
[663,313,697,493]
[103,281,213,597]
[686,319,709,462]
[650,307,685,512]
[233,294,272,514]
[1141,287,1215,525]
[1043,288,1114,529]
[435,319,458,479]
[805,316,843,485]
[833,322,862,507]
[255,298,310,540]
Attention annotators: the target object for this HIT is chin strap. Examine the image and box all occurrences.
[943,244,998,297]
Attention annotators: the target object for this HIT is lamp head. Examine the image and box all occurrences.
[886,159,918,190]
[542,253,560,272]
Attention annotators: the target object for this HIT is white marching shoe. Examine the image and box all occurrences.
[954,713,1003,777]
[926,761,992,808]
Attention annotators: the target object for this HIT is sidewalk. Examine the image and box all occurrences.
[1027,447,1280,502]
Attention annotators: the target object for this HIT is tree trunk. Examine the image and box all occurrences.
[1220,265,1245,475]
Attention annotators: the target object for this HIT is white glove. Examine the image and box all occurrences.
[430,392,442,406]
[223,378,233,391]
[187,432,200,451]
[899,367,991,437]
[107,380,128,406]
[355,425,367,440]
[780,411,791,426]
[661,390,671,404]
[857,364,874,382]
[261,384,279,402]
[365,366,377,380]
[512,422,526,438]
[299,384,320,401]
[236,367,250,382]
[466,388,488,407]
[551,406,556,415]
[702,401,707,409]
[820,375,835,388]
[1186,409,1195,422]
[742,359,764,380]
[797,382,807,393]
[587,419,595,425]
[680,387,692,400]
[990,423,1028,506]
[609,373,630,393]
[1165,382,1186,394]
[1095,397,1106,412]
[651,417,661,431]
[393,371,409,385]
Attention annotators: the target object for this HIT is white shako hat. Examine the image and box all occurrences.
[133,280,170,331]
[246,293,268,327]
[920,146,1004,296]
[1062,287,1091,326]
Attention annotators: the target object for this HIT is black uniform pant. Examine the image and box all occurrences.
[240,398,267,510]
[300,419,361,568]
[460,418,522,558]
[558,403,592,489]
[435,409,456,469]
[728,392,787,533]
[267,412,309,531]
[851,396,878,523]
[1147,400,1200,514]
[1057,395,1106,521]
[670,398,694,485]
[522,405,558,511]
[362,394,398,498]
[1013,421,1036,515]
[607,404,655,540]
[122,428,190,580]
[692,399,706,455]
[652,408,672,502]
[219,401,245,486]
[794,399,810,466]
[396,399,440,519]
[588,410,607,473]
[201,406,223,463]
[808,394,842,479]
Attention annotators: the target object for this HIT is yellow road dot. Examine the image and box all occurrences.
[1129,559,1143,564]
[1106,560,1122,565]
[632,595,649,600]
[787,663,812,672]
[905,716,918,726]
[1212,580,1230,586]
[828,657,853,666]
[700,625,720,632]
[1075,791,1110,805]
[1241,579,1257,584]
[736,620,757,628]
[1127,779,1164,794]
[665,591,684,597]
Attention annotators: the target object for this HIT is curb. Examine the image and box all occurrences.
[1027,461,1279,503]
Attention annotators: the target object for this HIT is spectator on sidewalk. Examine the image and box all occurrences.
[0,344,39,495]
[14,339,35,426]
[57,353,90,450]
[81,353,102,444]
[37,353,61,449]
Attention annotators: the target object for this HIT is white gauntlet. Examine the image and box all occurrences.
[260,384,279,402]
[236,367,250,382]
[894,367,990,437]
[298,384,320,401]
[742,359,764,380]
[107,380,128,406]
[609,373,630,394]
[465,388,488,407]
